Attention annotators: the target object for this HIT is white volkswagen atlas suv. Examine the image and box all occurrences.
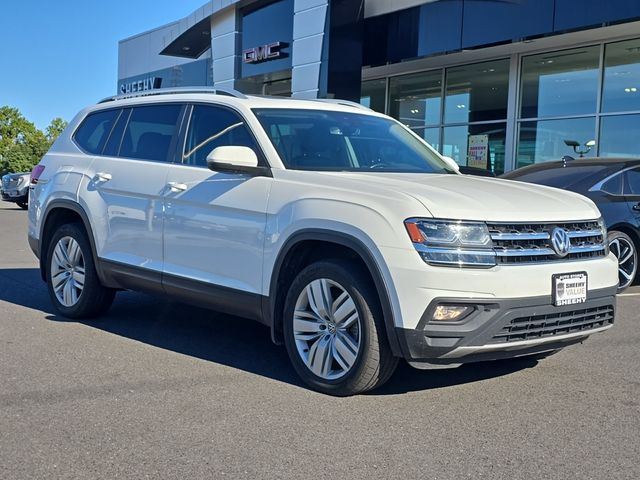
[27,88,618,395]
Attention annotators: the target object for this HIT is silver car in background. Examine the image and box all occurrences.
[1,172,30,210]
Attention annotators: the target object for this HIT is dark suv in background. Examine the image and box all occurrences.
[503,158,640,291]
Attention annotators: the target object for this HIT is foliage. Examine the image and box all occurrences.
[0,106,67,176]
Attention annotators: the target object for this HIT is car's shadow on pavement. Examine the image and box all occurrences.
[0,267,538,396]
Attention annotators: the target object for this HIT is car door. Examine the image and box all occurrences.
[624,167,640,227]
[83,103,184,284]
[162,104,272,315]
[587,168,630,227]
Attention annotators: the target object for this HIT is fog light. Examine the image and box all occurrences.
[432,305,474,322]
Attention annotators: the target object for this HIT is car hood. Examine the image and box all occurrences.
[326,172,601,222]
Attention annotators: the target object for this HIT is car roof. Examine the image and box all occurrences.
[91,87,384,117]
[503,157,640,178]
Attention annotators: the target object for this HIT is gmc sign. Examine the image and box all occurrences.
[242,42,286,64]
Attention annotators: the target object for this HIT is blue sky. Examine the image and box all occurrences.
[0,0,207,129]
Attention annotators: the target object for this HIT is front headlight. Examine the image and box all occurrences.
[404,218,496,268]
[598,217,609,255]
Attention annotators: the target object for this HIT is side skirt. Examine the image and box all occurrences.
[99,259,268,325]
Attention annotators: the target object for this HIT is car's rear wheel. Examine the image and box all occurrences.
[283,260,398,396]
[46,223,115,318]
[608,230,637,292]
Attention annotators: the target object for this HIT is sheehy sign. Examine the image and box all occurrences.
[242,42,286,64]
[119,77,162,95]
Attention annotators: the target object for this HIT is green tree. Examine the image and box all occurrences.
[0,106,66,175]
[46,117,68,143]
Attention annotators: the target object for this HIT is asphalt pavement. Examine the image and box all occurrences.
[1,202,639,479]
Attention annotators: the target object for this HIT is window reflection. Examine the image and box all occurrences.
[389,70,442,128]
[520,46,599,118]
[517,118,596,168]
[602,39,640,113]
[444,59,509,123]
[600,114,640,158]
[442,123,506,174]
[413,127,440,152]
[360,79,387,114]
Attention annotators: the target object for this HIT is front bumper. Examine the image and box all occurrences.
[1,188,28,203]
[396,286,616,365]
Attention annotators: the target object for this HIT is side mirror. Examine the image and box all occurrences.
[206,146,262,174]
[442,156,461,173]
[564,139,580,147]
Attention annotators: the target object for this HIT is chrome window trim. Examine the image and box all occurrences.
[588,166,636,194]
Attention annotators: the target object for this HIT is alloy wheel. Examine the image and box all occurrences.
[609,236,636,290]
[293,278,362,380]
[51,236,86,307]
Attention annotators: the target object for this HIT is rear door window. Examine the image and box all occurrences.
[120,104,182,162]
[74,109,120,154]
[183,105,260,167]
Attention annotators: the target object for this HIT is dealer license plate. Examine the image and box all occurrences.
[553,272,587,306]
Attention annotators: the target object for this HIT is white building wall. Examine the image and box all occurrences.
[118,23,196,80]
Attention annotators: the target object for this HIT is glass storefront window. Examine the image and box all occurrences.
[600,114,640,158]
[389,70,442,129]
[360,79,387,114]
[381,37,640,172]
[444,59,509,124]
[602,38,640,113]
[413,127,440,152]
[442,123,506,174]
[517,117,596,168]
[520,46,600,119]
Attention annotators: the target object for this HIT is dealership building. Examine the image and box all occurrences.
[118,0,640,174]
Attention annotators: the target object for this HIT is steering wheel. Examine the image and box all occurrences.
[369,161,390,169]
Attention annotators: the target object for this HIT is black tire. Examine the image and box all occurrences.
[45,222,115,318]
[17,201,28,210]
[608,230,637,293]
[283,260,398,396]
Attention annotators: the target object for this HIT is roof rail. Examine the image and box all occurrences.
[98,87,248,104]
[312,98,371,111]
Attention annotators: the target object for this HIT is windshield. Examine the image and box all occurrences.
[253,109,454,173]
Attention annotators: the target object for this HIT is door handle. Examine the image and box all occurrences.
[633,203,640,211]
[167,182,188,193]
[94,172,112,182]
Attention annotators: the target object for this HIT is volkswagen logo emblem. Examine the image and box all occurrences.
[551,227,571,257]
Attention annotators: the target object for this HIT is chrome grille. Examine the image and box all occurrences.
[490,304,614,344]
[487,221,606,264]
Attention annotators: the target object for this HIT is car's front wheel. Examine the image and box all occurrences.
[46,223,115,318]
[608,230,637,292]
[17,201,28,210]
[283,260,398,396]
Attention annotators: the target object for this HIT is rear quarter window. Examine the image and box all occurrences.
[73,109,121,154]
[600,173,623,195]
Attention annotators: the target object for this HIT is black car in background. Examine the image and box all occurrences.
[502,158,640,292]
